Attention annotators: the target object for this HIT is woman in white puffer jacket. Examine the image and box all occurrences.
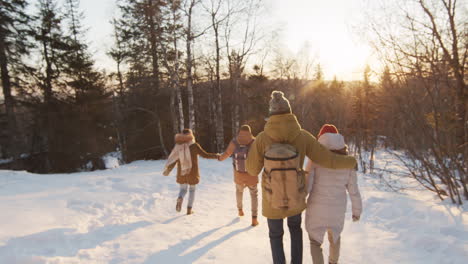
[305,124,362,264]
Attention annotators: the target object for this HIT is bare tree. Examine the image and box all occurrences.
[224,0,262,135]
[203,0,232,151]
[182,0,209,132]
[143,0,169,155]
[365,0,467,203]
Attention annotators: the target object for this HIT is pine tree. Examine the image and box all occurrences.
[62,0,100,97]
[33,0,70,170]
[113,0,169,159]
[62,0,111,169]
[0,0,32,158]
[108,19,130,163]
[362,65,378,171]
[161,0,185,134]
[313,63,323,82]
[378,67,397,148]
[108,19,129,97]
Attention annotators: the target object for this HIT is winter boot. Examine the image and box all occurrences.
[176,198,183,212]
[187,207,194,215]
[251,216,259,226]
[238,209,244,217]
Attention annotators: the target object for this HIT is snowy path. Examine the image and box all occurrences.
[0,151,467,264]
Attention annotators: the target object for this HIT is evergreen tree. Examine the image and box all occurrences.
[0,0,32,158]
[161,0,185,134]
[31,0,76,170]
[61,0,111,170]
[362,65,378,171]
[108,19,131,163]
[377,67,398,148]
[313,63,323,81]
[112,0,170,161]
[62,0,102,98]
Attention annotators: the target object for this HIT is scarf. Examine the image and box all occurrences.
[164,134,195,176]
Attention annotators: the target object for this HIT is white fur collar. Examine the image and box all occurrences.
[318,133,346,150]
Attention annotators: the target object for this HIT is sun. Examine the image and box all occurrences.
[272,0,374,81]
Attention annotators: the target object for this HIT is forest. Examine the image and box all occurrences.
[0,0,466,204]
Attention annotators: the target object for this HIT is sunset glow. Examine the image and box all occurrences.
[269,0,374,80]
[76,0,374,81]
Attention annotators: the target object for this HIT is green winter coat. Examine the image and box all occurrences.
[246,114,357,219]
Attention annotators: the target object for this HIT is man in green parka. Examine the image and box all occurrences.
[246,91,357,264]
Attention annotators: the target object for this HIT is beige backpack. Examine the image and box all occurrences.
[263,143,307,210]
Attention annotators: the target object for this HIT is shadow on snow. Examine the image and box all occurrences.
[142,218,251,264]
[0,220,152,260]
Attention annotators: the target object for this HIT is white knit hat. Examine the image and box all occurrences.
[269,91,292,116]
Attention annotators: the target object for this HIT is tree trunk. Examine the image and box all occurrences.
[0,36,19,159]
[156,111,168,157]
[186,3,196,131]
[42,35,55,171]
[456,80,467,158]
[213,20,224,152]
[172,7,184,131]
[175,81,184,131]
[207,70,216,151]
[232,75,240,134]
[170,88,179,135]
[146,0,168,156]
[147,0,160,93]
[112,94,127,163]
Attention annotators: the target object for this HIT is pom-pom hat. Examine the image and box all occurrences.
[269,91,292,116]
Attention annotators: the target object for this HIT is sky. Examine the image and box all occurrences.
[75,0,375,81]
[268,0,375,80]
[78,0,117,73]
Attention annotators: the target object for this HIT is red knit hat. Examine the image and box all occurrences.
[318,124,339,138]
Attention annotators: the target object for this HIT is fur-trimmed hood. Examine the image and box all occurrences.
[175,133,195,145]
[318,133,346,151]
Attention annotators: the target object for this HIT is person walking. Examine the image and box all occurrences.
[246,91,357,264]
[219,124,259,226]
[305,124,362,264]
[163,129,219,215]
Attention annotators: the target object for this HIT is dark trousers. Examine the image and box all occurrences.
[267,213,303,264]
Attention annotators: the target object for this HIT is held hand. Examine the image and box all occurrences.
[163,169,170,176]
[352,215,360,222]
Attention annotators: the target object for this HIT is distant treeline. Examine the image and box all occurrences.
[0,0,466,203]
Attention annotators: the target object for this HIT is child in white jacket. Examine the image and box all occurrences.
[305,124,362,264]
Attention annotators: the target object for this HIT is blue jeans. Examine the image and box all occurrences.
[267,214,303,264]
[178,184,196,208]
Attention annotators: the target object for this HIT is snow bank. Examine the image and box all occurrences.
[0,149,466,263]
[0,158,12,165]
[102,152,122,169]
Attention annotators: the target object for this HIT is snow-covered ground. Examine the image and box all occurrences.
[0,150,466,264]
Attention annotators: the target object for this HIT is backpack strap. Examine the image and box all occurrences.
[233,138,254,148]
[232,138,240,148]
